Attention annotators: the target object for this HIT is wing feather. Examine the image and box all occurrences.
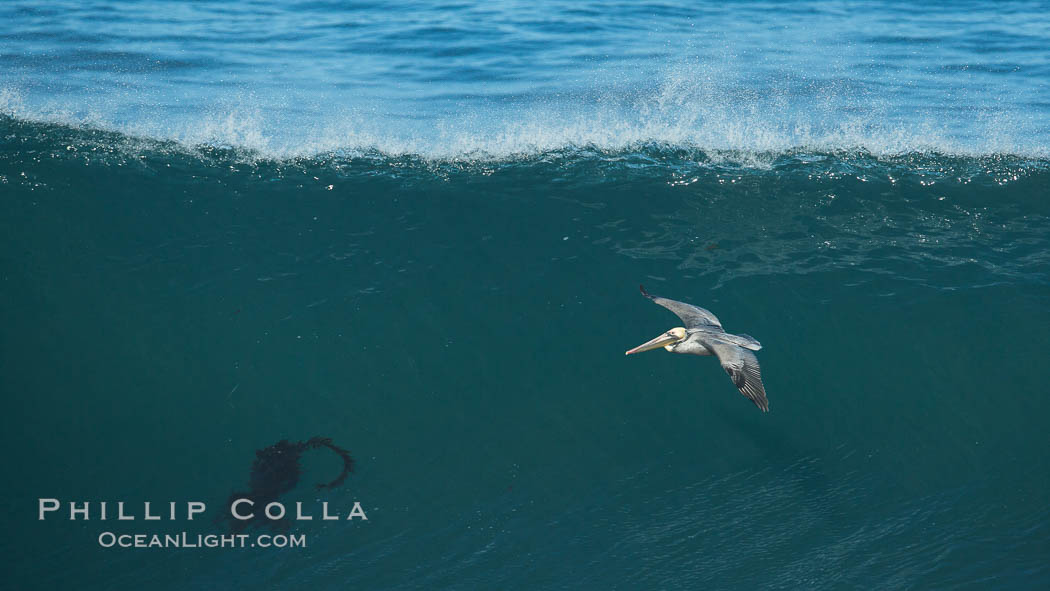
[639,285,723,329]
[709,341,769,412]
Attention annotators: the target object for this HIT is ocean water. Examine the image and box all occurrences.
[2,1,1049,589]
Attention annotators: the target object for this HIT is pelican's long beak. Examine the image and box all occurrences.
[625,331,680,355]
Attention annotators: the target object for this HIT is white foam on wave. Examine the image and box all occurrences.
[3,63,1047,162]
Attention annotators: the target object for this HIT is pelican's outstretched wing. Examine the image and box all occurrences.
[639,285,722,329]
[708,341,769,412]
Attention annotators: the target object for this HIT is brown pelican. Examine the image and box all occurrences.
[626,285,769,412]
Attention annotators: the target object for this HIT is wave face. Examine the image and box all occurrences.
[3,117,1050,589]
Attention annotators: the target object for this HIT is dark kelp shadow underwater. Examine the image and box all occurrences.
[220,437,354,532]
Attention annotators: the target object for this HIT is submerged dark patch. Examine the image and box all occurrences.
[222,437,353,532]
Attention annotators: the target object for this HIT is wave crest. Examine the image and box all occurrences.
[4,66,1048,161]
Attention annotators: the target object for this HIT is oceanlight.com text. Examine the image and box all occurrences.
[97,532,307,549]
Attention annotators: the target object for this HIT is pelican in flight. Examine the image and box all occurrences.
[626,285,769,412]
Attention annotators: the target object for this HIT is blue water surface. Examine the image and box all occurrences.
[2,0,1049,156]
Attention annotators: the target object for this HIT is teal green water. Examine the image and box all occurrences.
[2,117,1049,589]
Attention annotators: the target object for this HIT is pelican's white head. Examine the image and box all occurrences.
[625,327,687,355]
